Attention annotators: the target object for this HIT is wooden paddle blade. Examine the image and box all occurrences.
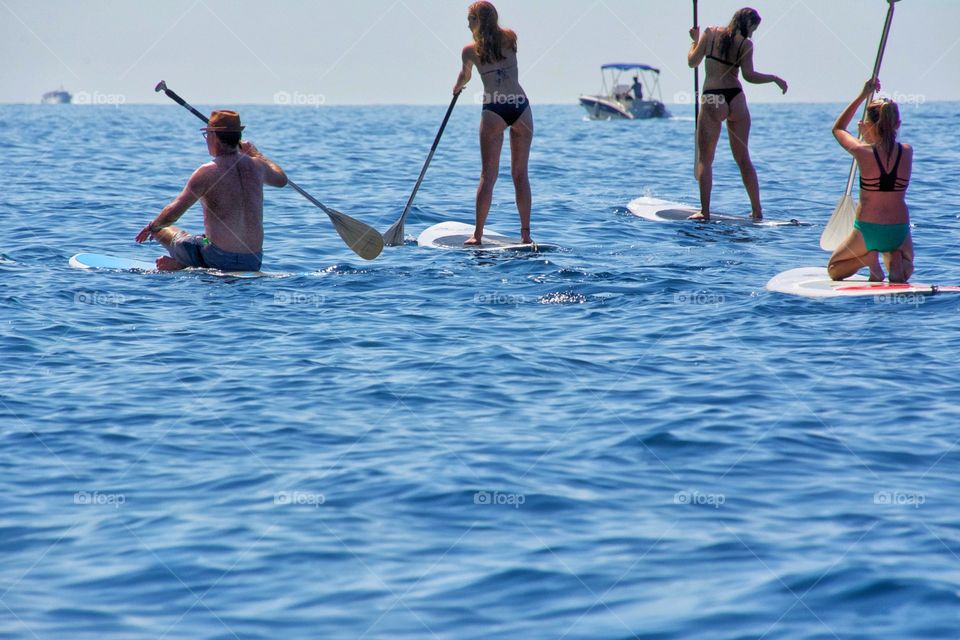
[381,218,405,246]
[326,208,385,260]
[820,194,857,251]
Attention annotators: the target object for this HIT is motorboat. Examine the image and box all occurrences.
[41,88,72,104]
[579,63,668,120]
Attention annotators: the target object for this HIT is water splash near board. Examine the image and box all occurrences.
[69,253,283,279]
[627,196,803,227]
[766,267,960,299]
[417,222,559,252]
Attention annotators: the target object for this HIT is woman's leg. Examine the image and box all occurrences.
[509,107,534,243]
[887,235,914,283]
[692,99,725,220]
[467,111,507,245]
[726,96,762,219]
[828,230,881,281]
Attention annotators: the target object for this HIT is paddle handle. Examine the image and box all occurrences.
[400,90,461,219]
[843,0,898,196]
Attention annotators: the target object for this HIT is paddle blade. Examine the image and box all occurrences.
[820,194,857,251]
[381,218,405,246]
[326,208,385,260]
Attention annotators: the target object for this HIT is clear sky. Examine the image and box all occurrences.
[2,0,957,105]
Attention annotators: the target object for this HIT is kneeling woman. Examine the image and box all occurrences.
[454,1,533,245]
[829,79,913,282]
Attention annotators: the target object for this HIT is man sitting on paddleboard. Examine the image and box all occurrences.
[135,110,287,271]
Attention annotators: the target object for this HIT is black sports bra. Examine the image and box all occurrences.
[860,143,909,192]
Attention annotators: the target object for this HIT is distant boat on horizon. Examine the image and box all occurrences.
[41,87,72,104]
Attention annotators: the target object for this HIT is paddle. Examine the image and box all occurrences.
[693,0,700,131]
[382,90,462,246]
[820,0,899,251]
[154,81,384,260]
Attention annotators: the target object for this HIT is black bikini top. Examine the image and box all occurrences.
[706,33,746,68]
[860,143,909,192]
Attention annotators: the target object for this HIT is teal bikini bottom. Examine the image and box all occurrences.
[854,220,909,253]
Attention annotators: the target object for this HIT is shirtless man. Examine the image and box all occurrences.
[135,110,287,271]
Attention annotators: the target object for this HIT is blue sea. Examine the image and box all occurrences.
[3,100,960,640]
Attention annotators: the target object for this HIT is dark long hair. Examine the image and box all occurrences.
[719,7,760,61]
[468,1,517,65]
[866,98,900,153]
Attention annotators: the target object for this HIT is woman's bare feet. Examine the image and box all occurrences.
[520,227,532,244]
[156,255,187,271]
[868,254,885,281]
[750,210,763,221]
[688,211,710,221]
[888,251,907,283]
[464,236,482,246]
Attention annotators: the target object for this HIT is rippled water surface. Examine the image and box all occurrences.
[3,101,960,639]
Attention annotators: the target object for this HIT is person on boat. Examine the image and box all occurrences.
[453,1,533,245]
[687,7,787,221]
[632,75,643,102]
[135,110,287,271]
[828,79,912,282]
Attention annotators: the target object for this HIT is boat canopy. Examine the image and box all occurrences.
[601,63,660,74]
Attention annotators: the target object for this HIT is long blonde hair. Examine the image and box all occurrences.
[865,98,900,153]
[468,1,517,65]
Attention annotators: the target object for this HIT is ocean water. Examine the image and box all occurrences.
[2,100,960,640]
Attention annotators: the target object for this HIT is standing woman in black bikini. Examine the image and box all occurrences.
[454,1,533,245]
[687,7,788,220]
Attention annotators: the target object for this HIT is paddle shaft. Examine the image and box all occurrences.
[693,0,700,130]
[157,84,337,216]
[401,90,461,221]
[842,0,898,196]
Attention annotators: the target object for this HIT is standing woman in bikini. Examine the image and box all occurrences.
[828,79,913,282]
[454,1,533,245]
[687,7,787,220]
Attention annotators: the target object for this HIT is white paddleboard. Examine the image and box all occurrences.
[69,253,275,279]
[417,222,557,252]
[627,196,802,227]
[766,267,960,299]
